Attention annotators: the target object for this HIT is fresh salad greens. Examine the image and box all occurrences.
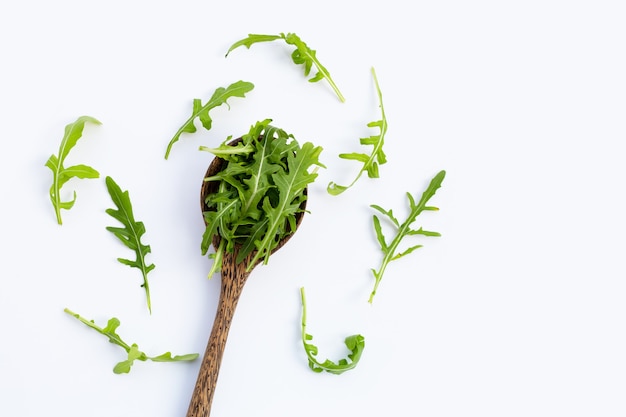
[299,287,365,374]
[201,119,324,274]
[45,115,101,225]
[164,80,254,159]
[226,33,345,103]
[49,34,445,385]
[64,308,198,374]
[328,67,387,196]
[105,176,155,314]
[369,170,446,303]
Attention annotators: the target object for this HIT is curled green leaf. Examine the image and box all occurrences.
[369,170,445,303]
[226,33,345,102]
[105,176,155,314]
[328,68,387,195]
[165,80,254,159]
[64,308,198,374]
[45,115,101,224]
[299,287,365,375]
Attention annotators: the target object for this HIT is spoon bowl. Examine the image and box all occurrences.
[186,137,307,417]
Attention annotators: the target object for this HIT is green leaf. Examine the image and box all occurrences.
[150,352,200,362]
[201,182,241,256]
[206,239,225,278]
[299,288,365,375]
[370,204,399,227]
[248,140,324,269]
[391,244,424,261]
[407,227,442,237]
[235,218,268,264]
[62,164,100,179]
[368,170,446,303]
[226,33,345,102]
[164,80,254,159]
[65,308,198,374]
[328,68,387,195]
[372,215,388,252]
[45,116,101,225]
[113,344,144,374]
[105,176,155,314]
[238,124,290,217]
[225,34,283,54]
[199,142,254,158]
[100,317,127,347]
[337,152,370,163]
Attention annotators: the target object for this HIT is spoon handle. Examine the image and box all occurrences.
[186,250,252,417]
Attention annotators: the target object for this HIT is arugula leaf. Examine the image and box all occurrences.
[164,80,254,159]
[299,287,365,374]
[201,119,324,273]
[64,308,198,374]
[45,116,101,225]
[369,170,446,303]
[105,176,155,314]
[328,67,387,195]
[226,33,345,102]
[248,140,323,268]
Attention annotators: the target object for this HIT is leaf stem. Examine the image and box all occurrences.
[300,287,308,337]
[312,57,345,103]
[64,308,132,352]
[142,277,152,314]
[54,199,63,225]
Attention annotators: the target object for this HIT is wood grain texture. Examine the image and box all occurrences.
[186,248,254,417]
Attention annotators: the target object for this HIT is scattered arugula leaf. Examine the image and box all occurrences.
[45,115,101,225]
[64,308,198,374]
[226,33,345,103]
[299,287,365,374]
[328,67,387,196]
[164,80,254,159]
[105,176,155,314]
[201,119,324,273]
[369,170,446,303]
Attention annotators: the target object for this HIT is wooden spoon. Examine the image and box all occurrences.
[186,137,307,417]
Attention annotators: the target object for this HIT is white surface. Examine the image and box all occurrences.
[1,1,626,416]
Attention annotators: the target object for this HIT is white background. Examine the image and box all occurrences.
[1,1,625,416]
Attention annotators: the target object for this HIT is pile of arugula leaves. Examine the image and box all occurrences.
[200,119,325,275]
